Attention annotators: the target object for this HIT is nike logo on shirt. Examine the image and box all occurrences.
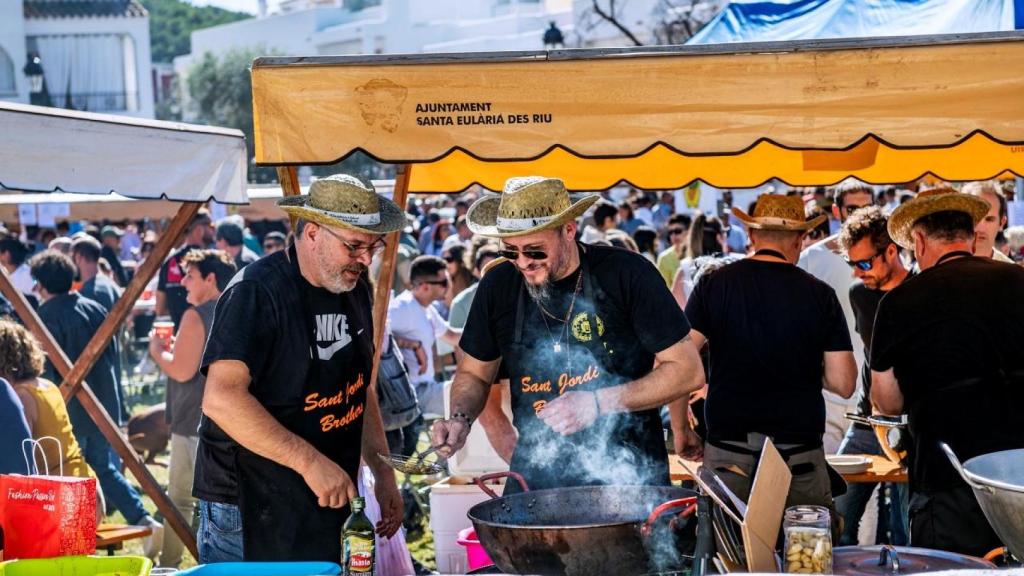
[315,313,352,360]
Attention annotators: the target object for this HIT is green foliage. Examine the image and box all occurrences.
[141,0,250,63]
[187,48,389,183]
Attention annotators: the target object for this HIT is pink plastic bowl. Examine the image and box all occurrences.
[457,526,494,571]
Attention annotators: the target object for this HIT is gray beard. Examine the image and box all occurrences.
[524,279,551,303]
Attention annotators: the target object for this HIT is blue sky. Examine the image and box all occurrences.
[191,0,281,14]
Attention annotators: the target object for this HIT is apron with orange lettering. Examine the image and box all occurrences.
[503,246,668,494]
[237,258,373,561]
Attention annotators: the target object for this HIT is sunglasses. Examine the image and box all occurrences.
[845,251,882,271]
[499,249,548,261]
[443,255,459,263]
[668,227,685,236]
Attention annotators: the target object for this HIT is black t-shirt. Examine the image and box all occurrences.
[461,244,689,376]
[158,245,200,330]
[848,272,915,420]
[870,256,1024,492]
[460,244,688,489]
[685,258,852,444]
[193,246,373,504]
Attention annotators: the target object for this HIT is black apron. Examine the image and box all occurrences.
[237,250,373,562]
[503,245,669,494]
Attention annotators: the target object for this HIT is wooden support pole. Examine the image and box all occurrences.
[60,202,202,400]
[0,203,201,559]
[369,164,412,386]
[277,166,302,232]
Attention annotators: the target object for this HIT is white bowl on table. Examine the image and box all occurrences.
[826,454,871,475]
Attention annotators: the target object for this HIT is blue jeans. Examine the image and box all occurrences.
[198,500,243,563]
[77,428,148,524]
[835,425,909,546]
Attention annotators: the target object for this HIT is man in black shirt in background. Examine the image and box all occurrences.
[872,188,1024,557]
[682,194,857,533]
[835,206,911,546]
[157,211,213,331]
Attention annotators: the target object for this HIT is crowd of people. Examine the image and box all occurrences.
[1,173,1022,570]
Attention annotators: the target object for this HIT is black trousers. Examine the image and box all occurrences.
[909,486,1003,557]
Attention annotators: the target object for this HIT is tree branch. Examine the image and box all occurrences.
[591,0,645,46]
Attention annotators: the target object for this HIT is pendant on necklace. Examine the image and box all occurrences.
[553,343,562,353]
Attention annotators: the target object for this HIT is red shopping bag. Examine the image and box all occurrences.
[0,438,97,559]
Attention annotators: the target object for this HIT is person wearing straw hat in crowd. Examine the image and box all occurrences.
[870,187,1024,557]
[431,176,706,493]
[194,175,403,563]
[679,194,857,536]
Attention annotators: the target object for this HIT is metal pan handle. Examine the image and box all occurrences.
[473,471,529,499]
[939,442,993,494]
[878,545,901,574]
[641,496,697,537]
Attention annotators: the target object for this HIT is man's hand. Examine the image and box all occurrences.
[299,453,358,509]
[431,418,471,458]
[674,426,704,462]
[374,479,403,538]
[538,390,599,436]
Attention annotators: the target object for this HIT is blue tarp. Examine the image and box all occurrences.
[689,0,1024,44]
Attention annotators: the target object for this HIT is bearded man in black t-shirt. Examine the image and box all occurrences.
[431,176,706,493]
[871,187,1024,557]
[835,206,912,546]
[193,175,403,563]
[682,194,857,536]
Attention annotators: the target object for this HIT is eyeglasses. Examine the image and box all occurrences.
[845,251,883,271]
[319,225,386,257]
[499,249,548,261]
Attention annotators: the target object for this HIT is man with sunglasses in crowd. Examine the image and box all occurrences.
[388,255,463,431]
[656,213,692,287]
[835,206,912,546]
[798,178,875,453]
[194,175,402,563]
[431,176,705,493]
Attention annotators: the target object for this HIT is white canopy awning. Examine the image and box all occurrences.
[0,101,248,204]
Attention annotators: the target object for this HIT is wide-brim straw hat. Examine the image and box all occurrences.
[887,187,990,250]
[731,193,826,231]
[466,176,600,238]
[277,174,404,235]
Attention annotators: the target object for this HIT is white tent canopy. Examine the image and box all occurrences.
[0,101,248,204]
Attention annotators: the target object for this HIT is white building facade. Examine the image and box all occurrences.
[0,0,154,119]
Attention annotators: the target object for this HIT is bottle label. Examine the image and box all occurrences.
[346,535,375,573]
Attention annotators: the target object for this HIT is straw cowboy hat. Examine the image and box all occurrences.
[466,176,600,238]
[277,174,404,235]
[887,187,990,250]
[731,194,827,231]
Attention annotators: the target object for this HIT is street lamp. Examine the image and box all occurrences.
[23,53,46,106]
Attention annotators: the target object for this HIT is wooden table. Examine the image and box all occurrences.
[670,454,908,484]
[95,523,153,556]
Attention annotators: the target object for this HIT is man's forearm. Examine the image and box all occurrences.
[362,386,397,482]
[667,397,689,439]
[204,386,319,474]
[597,348,704,414]
[449,369,493,421]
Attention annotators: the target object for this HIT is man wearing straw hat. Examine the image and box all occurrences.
[681,194,857,532]
[194,175,403,562]
[871,187,1024,556]
[431,176,706,492]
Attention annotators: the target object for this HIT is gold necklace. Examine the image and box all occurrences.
[536,269,583,354]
